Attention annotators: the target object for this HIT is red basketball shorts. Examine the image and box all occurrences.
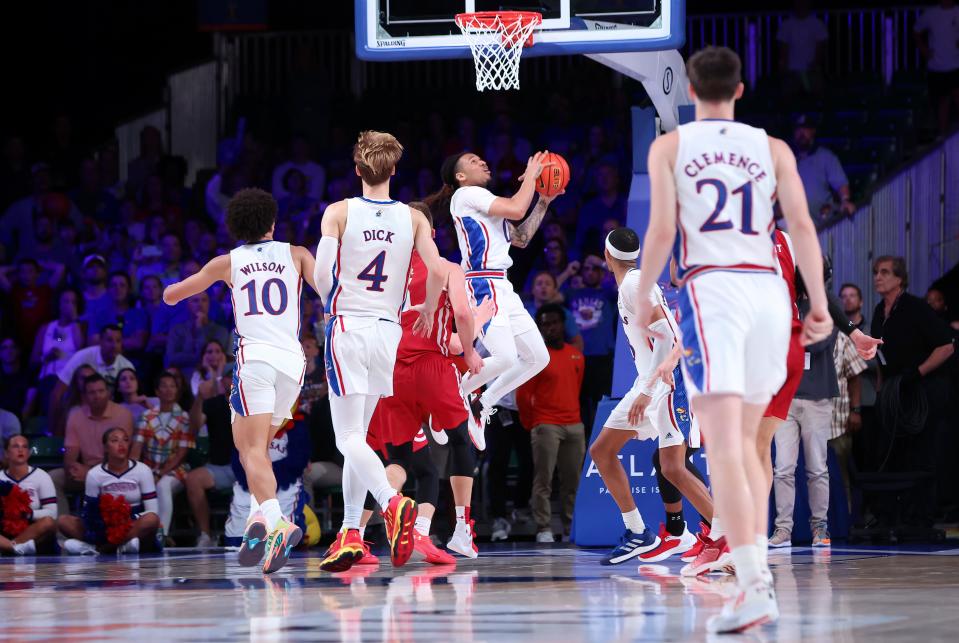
[764,326,804,420]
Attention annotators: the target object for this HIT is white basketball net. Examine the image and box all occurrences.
[455,12,542,91]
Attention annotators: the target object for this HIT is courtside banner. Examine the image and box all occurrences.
[572,398,709,547]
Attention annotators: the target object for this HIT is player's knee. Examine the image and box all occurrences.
[659,456,685,483]
[140,513,161,530]
[35,516,56,534]
[334,426,365,453]
[589,439,614,463]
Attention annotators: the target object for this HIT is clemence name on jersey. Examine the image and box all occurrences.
[682,151,768,182]
[238,262,287,276]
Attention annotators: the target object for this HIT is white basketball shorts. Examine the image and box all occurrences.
[230,359,301,426]
[604,380,692,449]
[466,273,538,337]
[676,271,791,405]
[325,316,402,397]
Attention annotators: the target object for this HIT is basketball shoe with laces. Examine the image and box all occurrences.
[238,511,268,567]
[411,531,457,564]
[680,534,731,577]
[262,517,302,574]
[356,540,380,565]
[638,523,697,563]
[681,523,711,563]
[600,527,660,565]
[320,528,365,572]
[706,580,779,634]
[383,494,418,567]
[447,511,479,559]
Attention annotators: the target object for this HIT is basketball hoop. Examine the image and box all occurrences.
[455,11,542,92]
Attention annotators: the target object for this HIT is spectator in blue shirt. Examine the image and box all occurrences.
[88,272,150,354]
[574,162,627,254]
[793,115,855,224]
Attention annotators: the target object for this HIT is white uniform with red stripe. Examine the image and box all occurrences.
[0,467,58,520]
[324,197,414,398]
[450,185,536,337]
[604,269,693,448]
[229,240,305,423]
[672,119,791,402]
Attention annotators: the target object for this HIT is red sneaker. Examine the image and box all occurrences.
[681,522,711,563]
[680,535,731,577]
[356,540,380,565]
[383,494,418,567]
[412,531,457,565]
[639,523,697,563]
[319,528,364,572]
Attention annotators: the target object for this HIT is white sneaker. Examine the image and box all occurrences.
[64,539,98,555]
[490,517,511,542]
[447,522,479,559]
[429,427,449,445]
[467,395,488,451]
[536,530,555,543]
[119,537,140,554]
[706,581,779,634]
[768,528,792,548]
[12,539,36,556]
[196,532,215,548]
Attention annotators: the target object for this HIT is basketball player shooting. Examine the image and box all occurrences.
[163,187,318,574]
[427,151,561,448]
[633,47,832,633]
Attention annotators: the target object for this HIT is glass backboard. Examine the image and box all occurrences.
[355,1,685,61]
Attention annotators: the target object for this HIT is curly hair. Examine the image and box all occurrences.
[353,131,403,186]
[226,188,277,243]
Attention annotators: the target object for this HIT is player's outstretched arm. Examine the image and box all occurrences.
[313,201,346,306]
[448,297,494,355]
[444,263,483,374]
[163,255,230,306]
[771,137,832,345]
[488,151,546,221]
[509,191,562,248]
[635,133,679,340]
[410,210,444,336]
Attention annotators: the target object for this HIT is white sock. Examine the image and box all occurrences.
[415,516,432,536]
[359,525,366,539]
[756,534,769,565]
[13,539,36,556]
[248,495,260,519]
[710,515,725,539]
[455,506,467,524]
[622,509,645,534]
[260,499,283,531]
[731,544,763,587]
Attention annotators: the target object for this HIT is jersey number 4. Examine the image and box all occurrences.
[696,179,757,235]
[358,251,389,292]
[240,278,288,316]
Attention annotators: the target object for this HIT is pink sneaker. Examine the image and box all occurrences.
[680,535,731,577]
[681,522,711,563]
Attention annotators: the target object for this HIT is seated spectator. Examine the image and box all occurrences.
[70,157,119,224]
[165,292,230,379]
[793,115,855,224]
[0,408,20,440]
[50,365,95,437]
[50,325,134,418]
[0,435,58,555]
[58,427,160,555]
[141,274,187,358]
[134,232,183,288]
[164,366,196,411]
[575,162,626,253]
[271,134,326,201]
[528,237,579,292]
[0,338,30,418]
[516,304,586,543]
[0,162,81,256]
[113,367,156,426]
[131,371,193,542]
[524,271,583,351]
[0,258,62,349]
[277,168,322,226]
[186,366,236,547]
[88,273,150,354]
[223,421,311,547]
[79,254,111,331]
[51,373,134,517]
[30,288,85,381]
[190,340,229,397]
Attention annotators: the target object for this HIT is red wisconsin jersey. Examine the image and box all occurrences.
[773,229,801,330]
[397,251,454,361]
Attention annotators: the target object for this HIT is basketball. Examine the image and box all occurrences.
[535,152,570,197]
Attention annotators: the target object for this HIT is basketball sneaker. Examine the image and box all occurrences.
[706,580,779,634]
[447,519,479,559]
[262,517,302,574]
[467,395,488,451]
[600,528,660,565]
[490,516,511,542]
[427,415,448,445]
[383,494,418,567]
[411,531,457,565]
[812,524,831,547]
[238,511,268,567]
[681,523,710,563]
[118,537,140,554]
[320,528,365,572]
[356,540,380,565]
[680,535,731,577]
[638,523,697,563]
[769,527,792,549]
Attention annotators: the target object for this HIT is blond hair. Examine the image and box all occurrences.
[353,130,403,186]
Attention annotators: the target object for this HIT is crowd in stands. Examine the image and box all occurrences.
[1,1,958,553]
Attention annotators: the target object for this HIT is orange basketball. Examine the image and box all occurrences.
[535,152,570,197]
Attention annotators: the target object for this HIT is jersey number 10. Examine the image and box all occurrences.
[240,278,289,316]
[696,179,758,235]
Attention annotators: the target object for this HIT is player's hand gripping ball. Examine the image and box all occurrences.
[535,152,570,197]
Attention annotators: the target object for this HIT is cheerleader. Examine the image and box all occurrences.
[57,427,160,554]
[0,435,58,555]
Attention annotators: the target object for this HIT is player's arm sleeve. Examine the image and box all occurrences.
[313,236,338,306]
[639,319,674,396]
[34,472,58,520]
[827,290,857,336]
[139,465,159,515]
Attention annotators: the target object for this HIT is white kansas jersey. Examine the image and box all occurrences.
[451,185,513,273]
[0,467,57,519]
[326,197,415,323]
[85,460,158,512]
[618,269,680,394]
[673,120,778,282]
[230,240,305,382]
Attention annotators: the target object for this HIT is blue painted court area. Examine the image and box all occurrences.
[3,543,959,641]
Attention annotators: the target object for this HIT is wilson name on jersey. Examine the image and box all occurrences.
[673,120,779,282]
[230,240,305,382]
[326,197,415,323]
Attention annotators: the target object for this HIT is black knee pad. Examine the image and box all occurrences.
[363,491,377,512]
[447,422,476,477]
[685,446,707,486]
[410,446,440,506]
[653,448,683,505]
